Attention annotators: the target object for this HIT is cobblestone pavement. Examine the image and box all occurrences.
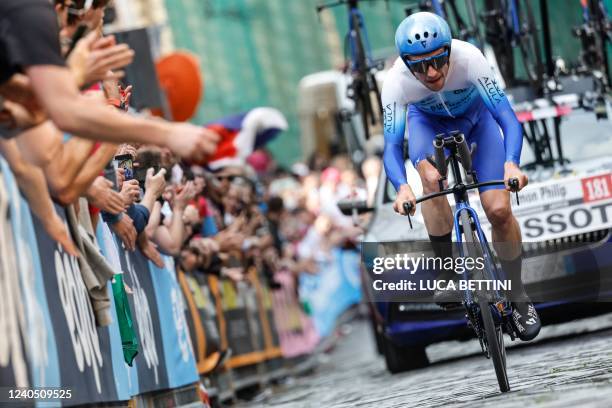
[247,313,612,408]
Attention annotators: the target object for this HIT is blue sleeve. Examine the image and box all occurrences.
[473,74,523,164]
[201,216,218,237]
[382,100,409,191]
[126,204,150,234]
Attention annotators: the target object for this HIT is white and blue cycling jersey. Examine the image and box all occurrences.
[381,39,523,192]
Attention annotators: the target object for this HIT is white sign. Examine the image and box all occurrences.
[470,172,612,242]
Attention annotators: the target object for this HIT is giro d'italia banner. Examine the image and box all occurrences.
[0,158,198,406]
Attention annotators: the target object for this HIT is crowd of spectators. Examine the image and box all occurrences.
[0,1,382,310]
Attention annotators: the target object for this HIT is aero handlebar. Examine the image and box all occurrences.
[402,178,520,228]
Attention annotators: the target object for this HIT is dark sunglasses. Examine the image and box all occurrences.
[66,0,93,16]
[66,0,110,16]
[402,50,449,75]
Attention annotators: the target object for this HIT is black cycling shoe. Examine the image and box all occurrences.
[511,301,541,341]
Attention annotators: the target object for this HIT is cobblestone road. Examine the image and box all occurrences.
[248,313,612,407]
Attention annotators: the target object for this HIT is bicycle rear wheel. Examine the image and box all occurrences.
[461,210,510,392]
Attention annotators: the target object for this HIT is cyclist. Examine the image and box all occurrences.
[382,12,540,341]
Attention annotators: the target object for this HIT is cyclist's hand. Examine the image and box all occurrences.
[393,184,416,216]
[504,162,528,191]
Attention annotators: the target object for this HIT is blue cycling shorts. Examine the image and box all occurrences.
[407,98,506,193]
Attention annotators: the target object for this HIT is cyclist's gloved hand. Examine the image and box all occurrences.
[503,162,528,191]
[394,184,416,216]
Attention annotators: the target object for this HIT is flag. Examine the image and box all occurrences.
[205,107,288,170]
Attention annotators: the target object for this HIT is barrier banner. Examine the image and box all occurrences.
[116,248,169,393]
[249,269,283,362]
[0,163,62,397]
[221,280,263,369]
[271,270,319,357]
[96,223,141,401]
[149,257,199,388]
[178,270,223,374]
[1,159,200,406]
[298,249,362,338]
[32,210,120,405]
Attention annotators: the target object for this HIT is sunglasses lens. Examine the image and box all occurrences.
[412,61,426,74]
[431,54,449,70]
[404,56,426,74]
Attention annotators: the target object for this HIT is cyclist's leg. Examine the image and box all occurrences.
[468,107,521,257]
[407,107,453,236]
[469,107,540,339]
[408,108,459,304]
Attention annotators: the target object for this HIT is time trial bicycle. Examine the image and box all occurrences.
[403,131,521,392]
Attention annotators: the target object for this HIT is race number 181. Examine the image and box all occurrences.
[582,174,612,203]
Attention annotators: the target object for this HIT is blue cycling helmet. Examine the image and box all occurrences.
[395,12,452,59]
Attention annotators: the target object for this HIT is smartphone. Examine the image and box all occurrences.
[133,150,161,189]
[103,161,118,191]
[114,154,134,180]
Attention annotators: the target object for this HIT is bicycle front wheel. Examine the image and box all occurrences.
[479,298,510,392]
[461,210,510,392]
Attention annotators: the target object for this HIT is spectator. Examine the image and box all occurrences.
[0,0,219,162]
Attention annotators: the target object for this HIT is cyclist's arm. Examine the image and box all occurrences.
[381,82,409,191]
[469,51,523,165]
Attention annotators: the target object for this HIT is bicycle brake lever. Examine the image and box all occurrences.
[515,191,520,206]
[508,178,520,206]
[402,202,414,229]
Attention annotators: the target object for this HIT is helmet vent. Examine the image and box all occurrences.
[415,33,420,40]
[407,39,413,44]
[433,32,438,38]
[424,31,429,38]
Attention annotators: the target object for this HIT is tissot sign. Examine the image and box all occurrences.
[470,172,612,241]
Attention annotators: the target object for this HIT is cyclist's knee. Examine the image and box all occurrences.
[484,202,512,228]
[418,162,441,194]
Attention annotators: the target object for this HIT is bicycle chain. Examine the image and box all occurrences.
[465,303,489,358]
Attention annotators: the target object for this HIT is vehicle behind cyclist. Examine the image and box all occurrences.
[381,12,540,341]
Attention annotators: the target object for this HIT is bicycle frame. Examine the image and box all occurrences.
[508,0,521,37]
[454,204,508,306]
[403,133,517,311]
[438,139,508,309]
